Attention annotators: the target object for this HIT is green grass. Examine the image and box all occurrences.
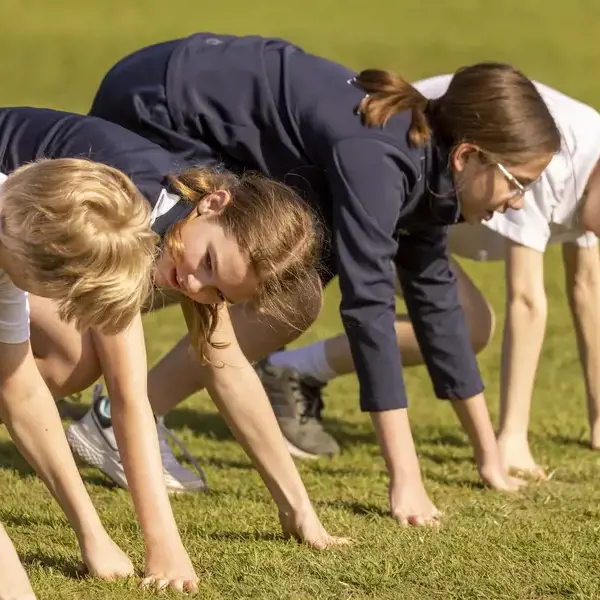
[1,1,600,597]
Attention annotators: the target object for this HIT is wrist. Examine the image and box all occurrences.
[141,513,182,547]
[74,515,111,547]
[145,528,185,554]
[388,462,423,487]
[276,492,314,519]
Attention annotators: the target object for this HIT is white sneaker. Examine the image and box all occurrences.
[66,384,208,494]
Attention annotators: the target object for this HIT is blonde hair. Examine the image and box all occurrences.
[162,167,323,363]
[0,158,158,333]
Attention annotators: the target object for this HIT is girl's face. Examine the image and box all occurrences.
[452,144,553,224]
[153,191,259,305]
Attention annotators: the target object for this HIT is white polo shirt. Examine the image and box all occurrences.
[414,75,600,252]
[0,172,30,344]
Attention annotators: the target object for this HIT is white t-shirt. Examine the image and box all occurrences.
[0,172,30,344]
[414,75,600,252]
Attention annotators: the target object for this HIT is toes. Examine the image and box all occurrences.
[184,579,200,594]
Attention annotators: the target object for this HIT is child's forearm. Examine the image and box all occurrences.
[0,353,105,543]
[93,320,182,547]
[207,363,312,516]
[93,316,197,588]
[109,393,181,543]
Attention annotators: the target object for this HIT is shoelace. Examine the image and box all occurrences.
[298,378,325,423]
[273,370,324,425]
[92,384,208,487]
[156,420,208,487]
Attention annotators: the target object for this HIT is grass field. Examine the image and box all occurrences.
[2,1,600,598]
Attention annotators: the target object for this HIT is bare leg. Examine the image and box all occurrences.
[451,395,525,491]
[28,291,319,417]
[148,302,314,416]
[495,244,548,479]
[28,289,189,400]
[0,523,37,600]
[29,295,101,398]
[325,258,495,374]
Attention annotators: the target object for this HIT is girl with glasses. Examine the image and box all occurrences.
[262,76,600,484]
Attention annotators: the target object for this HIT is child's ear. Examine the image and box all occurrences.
[196,190,232,217]
[451,142,480,173]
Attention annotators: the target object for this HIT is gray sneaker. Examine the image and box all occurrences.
[255,359,340,458]
[66,384,208,493]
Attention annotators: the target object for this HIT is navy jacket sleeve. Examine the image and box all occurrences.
[394,227,484,400]
[328,138,409,412]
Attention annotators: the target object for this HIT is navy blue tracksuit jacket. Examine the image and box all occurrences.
[89,33,484,412]
[0,107,191,237]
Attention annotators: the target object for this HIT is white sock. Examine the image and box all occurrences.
[269,340,338,383]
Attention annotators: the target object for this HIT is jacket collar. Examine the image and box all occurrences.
[423,140,464,225]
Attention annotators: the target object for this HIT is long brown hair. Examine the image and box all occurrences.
[162,167,323,363]
[355,62,561,163]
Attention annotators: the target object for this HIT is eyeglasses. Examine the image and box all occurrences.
[496,162,535,201]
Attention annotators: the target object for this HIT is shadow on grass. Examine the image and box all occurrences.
[0,441,34,478]
[166,408,233,441]
[323,499,389,518]
[0,438,120,491]
[305,464,382,477]
[207,530,283,543]
[21,551,83,579]
[1,510,61,529]
[418,451,472,465]
[324,420,376,448]
[167,407,378,449]
[425,472,486,489]
[79,473,121,489]
[419,432,470,449]
[550,433,590,450]
[57,398,89,421]
[203,457,254,471]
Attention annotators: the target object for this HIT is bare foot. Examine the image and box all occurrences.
[389,481,441,527]
[478,462,527,491]
[279,507,352,549]
[0,567,36,600]
[143,539,199,594]
[0,524,37,600]
[80,535,134,580]
[497,434,547,480]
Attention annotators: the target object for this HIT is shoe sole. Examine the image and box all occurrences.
[285,439,336,459]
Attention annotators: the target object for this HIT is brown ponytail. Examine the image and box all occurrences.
[355,63,561,165]
[354,69,431,145]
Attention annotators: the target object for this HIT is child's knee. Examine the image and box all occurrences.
[35,332,101,398]
[468,298,496,353]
